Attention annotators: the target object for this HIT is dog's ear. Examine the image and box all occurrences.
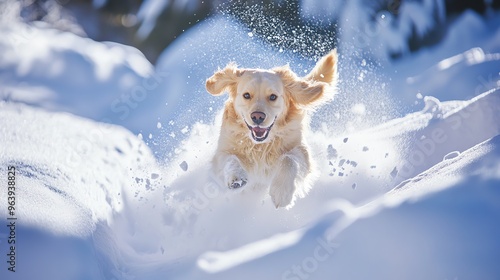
[305,49,338,85]
[206,63,244,96]
[274,65,332,107]
[288,80,329,106]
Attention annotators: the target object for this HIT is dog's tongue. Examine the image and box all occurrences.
[252,127,267,138]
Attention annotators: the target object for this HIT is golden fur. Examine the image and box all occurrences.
[206,50,338,208]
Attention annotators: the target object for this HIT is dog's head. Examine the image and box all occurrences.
[206,49,338,143]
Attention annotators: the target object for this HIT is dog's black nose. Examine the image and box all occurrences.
[251,111,266,125]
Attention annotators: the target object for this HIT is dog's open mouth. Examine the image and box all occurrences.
[245,120,275,142]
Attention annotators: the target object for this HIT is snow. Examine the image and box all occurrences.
[399,0,445,38]
[443,150,460,160]
[0,20,155,133]
[387,10,500,105]
[137,0,171,39]
[137,0,202,39]
[0,102,158,237]
[162,135,500,280]
[1,5,500,280]
[300,0,344,24]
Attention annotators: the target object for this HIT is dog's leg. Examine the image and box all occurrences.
[224,155,248,189]
[270,156,297,208]
[270,146,310,208]
[213,154,248,189]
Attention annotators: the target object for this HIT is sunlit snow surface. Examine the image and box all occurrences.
[1,5,500,280]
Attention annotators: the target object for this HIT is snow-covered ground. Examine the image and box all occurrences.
[1,5,500,280]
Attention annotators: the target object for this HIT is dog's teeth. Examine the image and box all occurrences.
[249,125,271,142]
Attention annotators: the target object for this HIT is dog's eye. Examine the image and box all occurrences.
[243,93,251,99]
[269,94,278,101]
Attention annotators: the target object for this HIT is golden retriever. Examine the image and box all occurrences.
[206,50,338,208]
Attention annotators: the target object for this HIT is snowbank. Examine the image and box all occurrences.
[181,136,500,280]
[0,102,159,279]
[0,20,155,133]
[0,102,159,237]
[384,10,500,105]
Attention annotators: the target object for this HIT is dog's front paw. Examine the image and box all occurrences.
[221,155,249,190]
[224,162,248,190]
[229,177,247,189]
